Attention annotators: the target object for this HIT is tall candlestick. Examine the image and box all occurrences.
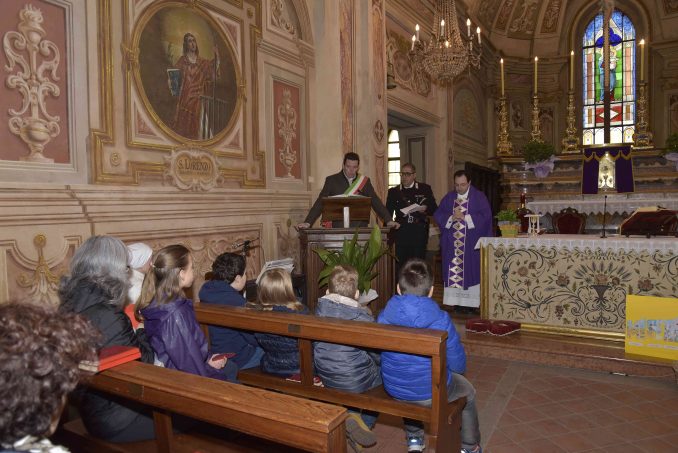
[500,58,505,96]
[640,39,645,82]
[415,24,420,41]
[411,34,415,51]
[466,18,471,37]
[477,27,481,44]
[534,56,538,94]
[569,50,574,91]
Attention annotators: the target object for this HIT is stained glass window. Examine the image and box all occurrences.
[582,10,635,145]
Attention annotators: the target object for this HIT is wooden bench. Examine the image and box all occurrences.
[195,304,466,453]
[57,361,347,453]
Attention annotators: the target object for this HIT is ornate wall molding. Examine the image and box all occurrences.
[3,5,61,163]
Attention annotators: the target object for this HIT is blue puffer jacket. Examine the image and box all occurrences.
[251,304,309,376]
[198,280,259,368]
[141,297,237,382]
[313,294,381,393]
[377,294,466,401]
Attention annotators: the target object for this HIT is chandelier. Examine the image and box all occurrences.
[409,0,481,85]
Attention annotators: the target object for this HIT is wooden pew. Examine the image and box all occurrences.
[57,361,347,453]
[195,304,466,453]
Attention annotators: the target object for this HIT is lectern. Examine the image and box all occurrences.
[299,228,394,313]
[321,196,371,227]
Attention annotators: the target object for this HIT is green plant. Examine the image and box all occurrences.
[662,133,678,156]
[314,225,390,294]
[495,209,518,223]
[522,140,555,164]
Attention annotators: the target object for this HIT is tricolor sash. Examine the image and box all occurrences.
[343,175,368,195]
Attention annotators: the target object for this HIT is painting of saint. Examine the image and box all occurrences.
[135,5,239,142]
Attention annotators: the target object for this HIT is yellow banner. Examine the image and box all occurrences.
[625,295,678,360]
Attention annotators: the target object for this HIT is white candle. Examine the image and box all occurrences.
[500,58,505,96]
[415,24,420,41]
[440,19,445,36]
[534,56,538,94]
[411,34,416,51]
[477,27,481,44]
[570,50,574,91]
[639,39,645,82]
[466,18,471,37]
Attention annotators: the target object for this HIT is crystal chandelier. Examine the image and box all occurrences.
[409,0,481,85]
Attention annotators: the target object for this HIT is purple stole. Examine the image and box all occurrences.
[447,197,469,289]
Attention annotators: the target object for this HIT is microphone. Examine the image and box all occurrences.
[232,238,258,249]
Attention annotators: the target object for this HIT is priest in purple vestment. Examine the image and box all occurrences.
[433,170,493,308]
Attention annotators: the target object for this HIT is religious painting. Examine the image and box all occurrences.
[510,100,526,131]
[133,4,240,142]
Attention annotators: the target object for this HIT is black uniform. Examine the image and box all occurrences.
[386,181,438,269]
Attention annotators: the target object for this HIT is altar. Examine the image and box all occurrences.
[478,235,678,339]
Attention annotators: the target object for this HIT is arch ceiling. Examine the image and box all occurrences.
[396,0,673,58]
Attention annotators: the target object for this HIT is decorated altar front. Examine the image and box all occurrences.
[478,235,678,339]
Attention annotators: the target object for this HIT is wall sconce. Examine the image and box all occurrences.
[386,61,397,90]
[598,151,616,190]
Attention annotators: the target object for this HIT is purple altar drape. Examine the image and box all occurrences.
[582,146,634,194]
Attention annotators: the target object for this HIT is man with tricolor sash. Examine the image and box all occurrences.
[433,170,493,310]
[298,152,398,229]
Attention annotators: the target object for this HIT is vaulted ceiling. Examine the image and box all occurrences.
[395,0,678,58]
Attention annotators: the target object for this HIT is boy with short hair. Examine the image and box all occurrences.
[198,252,264,369]
[314,265,381,452]
[378,258,481,453]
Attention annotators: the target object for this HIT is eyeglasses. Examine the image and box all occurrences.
[400,172,414,176]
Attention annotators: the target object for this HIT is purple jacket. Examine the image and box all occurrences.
[141,297,226,381]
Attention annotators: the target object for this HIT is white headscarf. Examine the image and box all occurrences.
[127,243,152,270]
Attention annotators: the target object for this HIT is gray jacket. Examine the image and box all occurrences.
[313,294,382,393]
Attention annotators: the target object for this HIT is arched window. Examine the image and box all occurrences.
[582,10,636,145]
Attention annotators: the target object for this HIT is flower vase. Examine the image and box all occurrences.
[524,156,555,178]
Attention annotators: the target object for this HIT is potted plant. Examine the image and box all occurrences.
[662,133,678,171]
[313,225,390,303]
[496,209,520,238]
[522,140,556,178]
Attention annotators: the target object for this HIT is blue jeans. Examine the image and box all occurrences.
[402,373,480,451]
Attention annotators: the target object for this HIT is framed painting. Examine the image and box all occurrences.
[131,2,241,143]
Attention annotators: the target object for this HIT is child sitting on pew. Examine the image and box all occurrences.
[198,252,264,370]
[136,245,238,383]
[313,265,380,452]
[378,258,482,453]
[245,268,309,377]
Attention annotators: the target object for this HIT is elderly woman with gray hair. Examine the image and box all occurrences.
[59,235,156,443]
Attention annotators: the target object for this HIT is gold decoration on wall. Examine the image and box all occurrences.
[3,4,61,163]
[277,88,298,177]
[17,235,61,306]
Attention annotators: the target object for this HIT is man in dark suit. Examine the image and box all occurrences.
[386,163,437,269]
[297,152,399,229]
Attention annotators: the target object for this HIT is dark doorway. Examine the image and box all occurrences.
[464,162,501,235]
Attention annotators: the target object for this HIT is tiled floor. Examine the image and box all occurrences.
[364,355,678,453]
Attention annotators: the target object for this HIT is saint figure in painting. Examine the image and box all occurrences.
[169,33,220,140]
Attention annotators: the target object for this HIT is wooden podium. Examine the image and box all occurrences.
[299,228,394,313]
[321,196,371,227]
